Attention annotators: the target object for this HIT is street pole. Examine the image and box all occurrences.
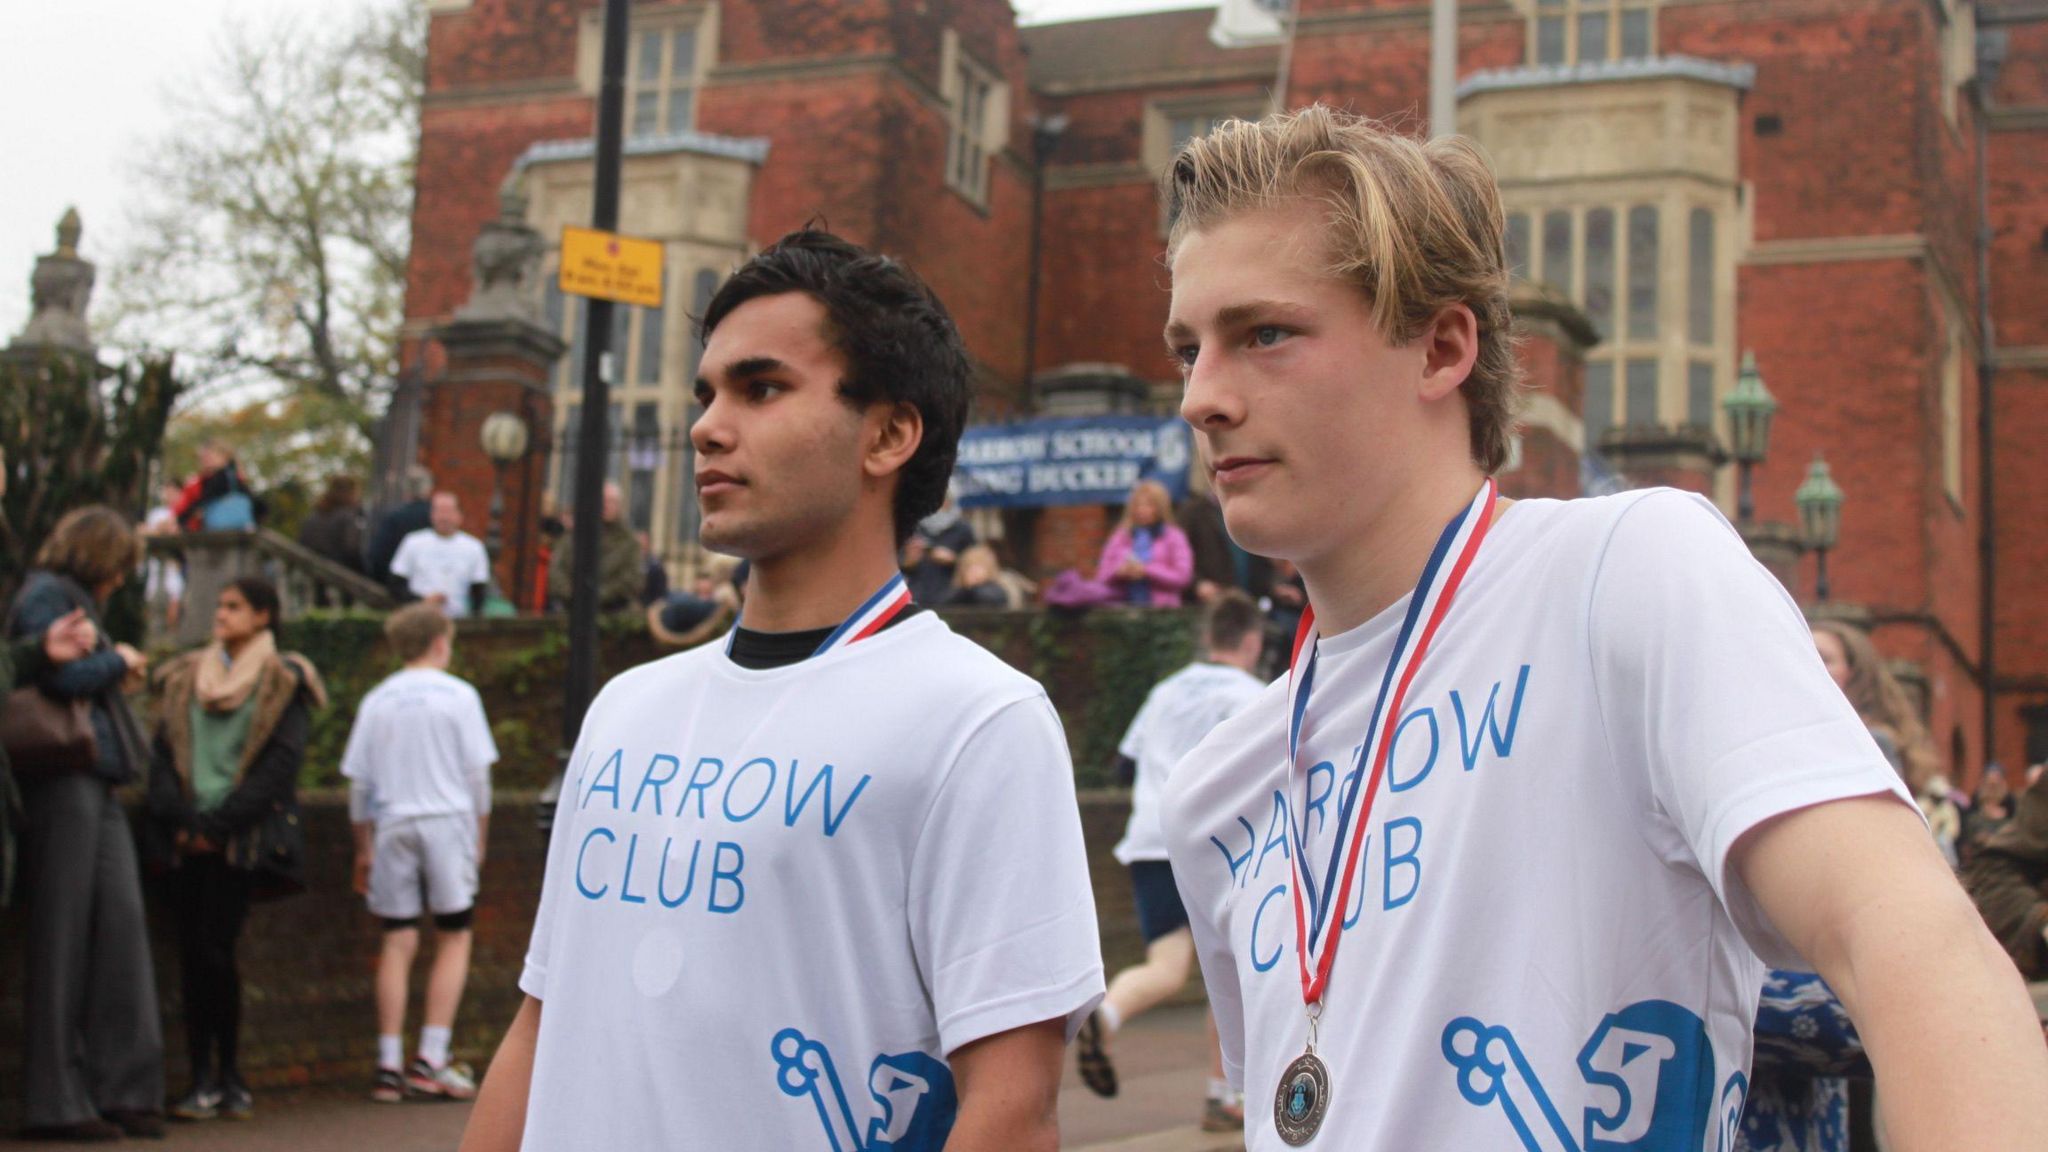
[551,0,630,825]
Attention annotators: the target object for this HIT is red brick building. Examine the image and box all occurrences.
[403,0,2047,778]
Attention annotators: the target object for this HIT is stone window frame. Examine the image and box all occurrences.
[941,30,1010,210]
[1143,94,1270,234]
[1506,192,1732,441]
[1529,0,1658,68]
[576,3,716,138]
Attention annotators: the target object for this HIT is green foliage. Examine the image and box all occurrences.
[0,353,183,616]
[1043,610,1196,788]
[285,609,390,788]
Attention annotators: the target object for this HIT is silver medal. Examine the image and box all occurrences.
[1273,1049,1330,1145]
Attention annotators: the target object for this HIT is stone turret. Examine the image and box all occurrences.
[11,208,97,355]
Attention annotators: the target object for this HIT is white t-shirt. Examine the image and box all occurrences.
[1163,490,1913,1152]
[389,529,491,618]
[518,613,1105,1151]
[342,667,498,823]
[1115,661,1265,865]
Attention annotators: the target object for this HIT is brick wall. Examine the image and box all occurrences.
[0,789,1169,1120]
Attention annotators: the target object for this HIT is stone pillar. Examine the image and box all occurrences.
[1597,425,1727,497]
[1504,290,1597,500]
[1739,520,1806,594]
[422,188,564,608]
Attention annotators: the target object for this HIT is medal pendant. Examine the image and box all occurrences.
[1273,1049,1330,1146]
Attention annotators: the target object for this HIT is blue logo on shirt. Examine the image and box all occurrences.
[1443,1000,1745,1152]
[772,1028,956,1151]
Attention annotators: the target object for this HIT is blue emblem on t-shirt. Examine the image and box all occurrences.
[772,1028,957,1151]
[1444,1000,1745,1152]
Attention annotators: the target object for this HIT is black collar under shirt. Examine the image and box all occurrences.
[726,605,924,671]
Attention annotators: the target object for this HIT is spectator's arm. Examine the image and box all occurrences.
[460,996,541,1152]
[469,583,489,617]
[1093,531,1132,585]
[1142,527,1195,595]
[193,696,308,842]
[146,730,196,832]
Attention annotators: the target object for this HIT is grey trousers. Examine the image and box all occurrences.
[18,772,164,1125]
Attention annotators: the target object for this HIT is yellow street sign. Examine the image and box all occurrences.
[559,226,665,308]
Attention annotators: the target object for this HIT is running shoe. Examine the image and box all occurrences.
[1073,1009,1119,1098]
[167,1082,221,1121]
[406,1057,479,1101]
[1200,1094,1245,1133]
[371,1067,406,1104]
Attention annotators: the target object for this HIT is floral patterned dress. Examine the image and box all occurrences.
[1738,970,1870,1152]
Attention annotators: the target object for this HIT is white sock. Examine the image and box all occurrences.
[1098,1003,1122,1034]
[419,1025,453,1068]
[1208,1077,1233,1102]
[378,1034,403,1072]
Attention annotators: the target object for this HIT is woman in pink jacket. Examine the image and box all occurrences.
[1094,480,1193,607]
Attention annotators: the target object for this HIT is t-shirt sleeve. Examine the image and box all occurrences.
[389,536,416,580]
[467,538,492,585]
[1118,689,1155,763]
[340,695,373,783]
[907,694,1106,1057]
[1589,490,1916,968]
[463,689,498,814]
[520,739,596,1001]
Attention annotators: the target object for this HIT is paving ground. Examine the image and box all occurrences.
[9,1003,1241,1151]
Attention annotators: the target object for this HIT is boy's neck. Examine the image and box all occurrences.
[405,657,447,672]
[738,520,904,635]
[1296,464,1500,637]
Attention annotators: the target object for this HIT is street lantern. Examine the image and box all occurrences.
[480,411,530,558]
[1722,350,1778,523]
[1795,454,1844,601]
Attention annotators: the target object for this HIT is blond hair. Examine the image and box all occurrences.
[1118,480,1174,532]
[384,601,453,664]
[1811,620,1938,790]
[1165,105,1522,473]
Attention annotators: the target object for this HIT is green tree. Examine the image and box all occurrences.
[103,0,425,419]
[0,354,183,608]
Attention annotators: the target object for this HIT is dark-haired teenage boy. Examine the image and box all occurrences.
[461,231,1103,1152]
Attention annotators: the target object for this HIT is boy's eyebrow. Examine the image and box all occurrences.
[1163,299,1303,347]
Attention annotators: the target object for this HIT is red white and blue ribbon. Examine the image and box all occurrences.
[726,571,914,659]
[1286,478,1498,1005]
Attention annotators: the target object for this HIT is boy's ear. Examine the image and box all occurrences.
[1417,302,1481,403]
[865,401,923,480]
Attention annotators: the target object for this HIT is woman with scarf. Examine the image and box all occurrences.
[146,577,325,1123]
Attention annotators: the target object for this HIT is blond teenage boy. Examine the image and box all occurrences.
[1158,106,2048,1151]
[345,603,498,1103]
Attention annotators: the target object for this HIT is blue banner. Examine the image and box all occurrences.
[954,415,1193,509]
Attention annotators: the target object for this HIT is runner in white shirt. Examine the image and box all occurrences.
[461,230,1104,1152]
[388,493,491,618]
[1156,106,2048,1150]
[1075,591,1265,1134]
[343,603,498,1103]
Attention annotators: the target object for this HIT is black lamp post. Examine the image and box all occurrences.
[1721,351,1777,524]
[480,411,530,560]
[1796,455,1844,602]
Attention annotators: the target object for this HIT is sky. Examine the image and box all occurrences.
[0,0,1209,338]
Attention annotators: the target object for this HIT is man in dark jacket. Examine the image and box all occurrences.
[367,465,435,585]
[1965,767,2048,985]
[547,482,642,614]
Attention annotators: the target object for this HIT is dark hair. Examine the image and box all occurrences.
[315,475,360,514]
[1204,590,1263,653]
[699,228,972,544]
[226,576,283,641]
[36,506,143,592]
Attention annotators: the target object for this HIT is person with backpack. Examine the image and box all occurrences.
[176,442,263,533]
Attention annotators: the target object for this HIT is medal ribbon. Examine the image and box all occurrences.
[724,572,914,659]
[1285,479,1498,1006]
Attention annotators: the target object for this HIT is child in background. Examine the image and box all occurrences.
[343,603,498,1103]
